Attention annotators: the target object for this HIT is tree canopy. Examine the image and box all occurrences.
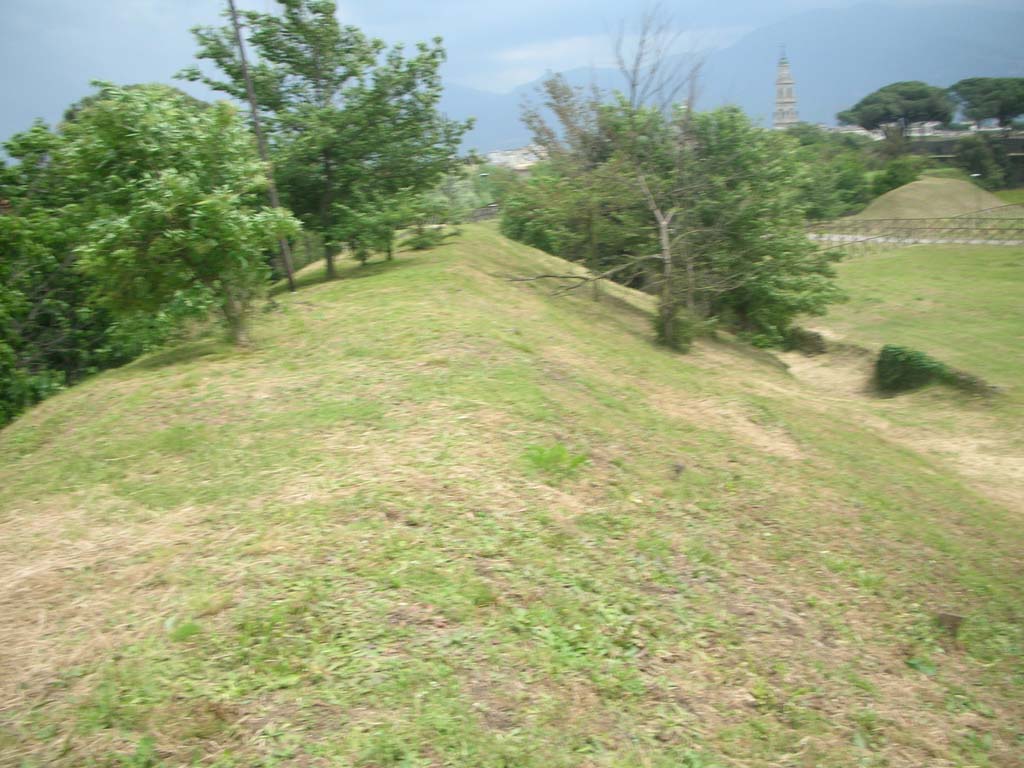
[1,82,299,426]
[949,77,1024,128]
[2,1,475,425]
[837,81,954,135]
[63,83,298,343]
[180,0,470,277]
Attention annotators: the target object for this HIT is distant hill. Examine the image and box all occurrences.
[447,2,1024,152]
[853,177,1005,219]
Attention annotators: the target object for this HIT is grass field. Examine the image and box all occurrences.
[995,189,1024,206]
[815,244,1024,399]
[1,225,1022,767]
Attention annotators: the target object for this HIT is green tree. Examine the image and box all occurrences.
[62,83,298,343]
[838,81,954,146]
[872,154,924,196]
[949,77,1024,129]
[679,108,842,343]
[514,75,651,287]
[0,127,85,424]
[513,73,842,347]
[181,0,470,278]
[954,135,1005,190]
[785,124,871,219]
[1,117,200,426]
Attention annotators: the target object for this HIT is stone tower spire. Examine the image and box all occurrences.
[773,47,799,130]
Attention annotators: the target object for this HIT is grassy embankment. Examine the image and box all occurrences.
[853,177,1004,219]
[1,224,1021,767]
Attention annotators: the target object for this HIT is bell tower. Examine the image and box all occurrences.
[773,47,799,129]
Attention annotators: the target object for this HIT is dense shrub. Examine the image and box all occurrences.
[955,135,1006,191]
[872,156,924,197]
[784,327,828,356]
[402,226,450,251]
[875,345,949,393]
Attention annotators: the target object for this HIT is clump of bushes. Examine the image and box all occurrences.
[783,327,828,356]
[875,344,950,393]
[875,345,998,396]
[872,155,924,197]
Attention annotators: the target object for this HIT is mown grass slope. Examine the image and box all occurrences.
[1,225,1021,767]
[854,177,1004,219]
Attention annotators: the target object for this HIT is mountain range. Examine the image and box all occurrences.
[443,2,1024,153]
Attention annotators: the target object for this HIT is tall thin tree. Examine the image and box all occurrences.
[226,0,296,292]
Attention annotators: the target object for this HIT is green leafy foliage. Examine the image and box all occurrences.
[954,135,1006,190]
[875,345,950,393]
[522,443,589,480]
[62,83,298,343]
[873,155,925,196]
[1,126,156,425]
[682,108,844,345]
[504,79,843,347]
[0,84,296,426]
[500,163,651,285]
[786,124,872,219]
[181,0,470,278]
[949,77,1024,128]
[838,81,954,135]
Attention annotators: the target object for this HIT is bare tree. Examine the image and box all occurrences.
[606,6,705,344]
[513,8,832,349]
[614,3,701,112]
[226,0,297,292]
[512,7,705,345]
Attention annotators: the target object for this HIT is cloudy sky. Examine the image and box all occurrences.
[0,0,1018,143]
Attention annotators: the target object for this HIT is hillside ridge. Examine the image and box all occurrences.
[1,225,1021,767]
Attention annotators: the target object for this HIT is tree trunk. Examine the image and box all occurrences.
[589,197,601,301]
[656,212,677,344]
[320,153,335,278]
[683,248,697,313]
[223,294,251,346]
[226,0,295,292]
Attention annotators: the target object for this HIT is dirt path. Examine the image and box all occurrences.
[777,339,1024,513]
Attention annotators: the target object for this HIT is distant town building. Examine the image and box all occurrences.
[772,50,799,130]
[484,145,544,172]
[831,124,884,140]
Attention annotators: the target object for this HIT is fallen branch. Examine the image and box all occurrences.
[504,254,661,295]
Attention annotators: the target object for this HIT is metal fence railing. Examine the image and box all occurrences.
[808,209,1024,254]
